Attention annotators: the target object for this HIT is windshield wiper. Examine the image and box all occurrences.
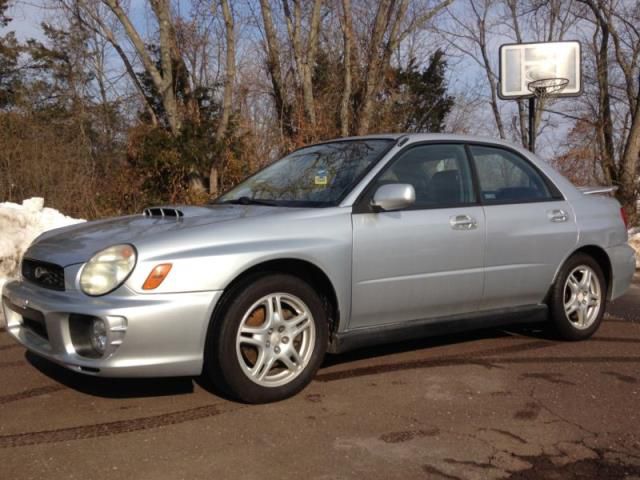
[220,196,280,206]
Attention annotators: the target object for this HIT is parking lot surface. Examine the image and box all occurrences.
[1,274,639,479]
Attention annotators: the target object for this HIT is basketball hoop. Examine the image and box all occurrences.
[499,41,582,154]
[527,77,570,98]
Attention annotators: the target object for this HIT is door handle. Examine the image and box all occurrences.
[450,214,478,230]
[547,209,568,223]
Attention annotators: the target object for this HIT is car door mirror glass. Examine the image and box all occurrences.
[371,184,416,211]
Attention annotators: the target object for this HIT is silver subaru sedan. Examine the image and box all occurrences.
[2,134,635,403]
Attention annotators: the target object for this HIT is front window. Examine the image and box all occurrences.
[217,139,394,207]
[372,144,476,208]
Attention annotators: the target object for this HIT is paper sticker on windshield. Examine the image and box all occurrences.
[314,169,328,185]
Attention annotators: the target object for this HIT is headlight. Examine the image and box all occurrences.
[80,244,136,296]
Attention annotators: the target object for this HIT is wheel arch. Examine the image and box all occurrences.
[551,245,613,300]
[210,257,341,338]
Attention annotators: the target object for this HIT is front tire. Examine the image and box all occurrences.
[205,274,328,403]
[549,253,607,341]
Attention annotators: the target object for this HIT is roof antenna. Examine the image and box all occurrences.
[396,135,410,147]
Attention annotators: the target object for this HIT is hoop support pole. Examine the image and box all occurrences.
[528,96,536,153]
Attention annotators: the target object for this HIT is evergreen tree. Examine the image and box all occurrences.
[394,49,455,133]
[0,0,22,109]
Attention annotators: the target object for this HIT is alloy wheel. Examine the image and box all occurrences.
[563,265,602,330]
[235,293,316,387]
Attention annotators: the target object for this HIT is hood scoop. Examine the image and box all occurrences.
[143,207,184,218]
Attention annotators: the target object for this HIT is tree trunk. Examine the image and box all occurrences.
[356,0,452,135]
[300,0,323,134]
[477,16,505,139]
[212,0,236,195]
[102,0,182,135]
[356,0,393,135]
[618,95,640,225]
[339,0,353,137]
[209,165,219,198]
[216,0,235,141]
[281,0,322,136]
[260,0,294,138]
[150,0,181,135]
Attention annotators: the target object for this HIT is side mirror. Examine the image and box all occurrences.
[371,184,416,212]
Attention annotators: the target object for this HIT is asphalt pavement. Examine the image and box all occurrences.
[1,274,639,479]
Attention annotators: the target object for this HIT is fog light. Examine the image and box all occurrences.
[90,318,108,354]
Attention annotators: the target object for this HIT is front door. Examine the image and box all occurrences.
[350,143,485,329]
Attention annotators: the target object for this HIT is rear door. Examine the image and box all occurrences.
[350,143,485,329]
[468,144,578,309]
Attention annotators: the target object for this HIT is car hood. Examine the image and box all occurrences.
[24,204,286,267]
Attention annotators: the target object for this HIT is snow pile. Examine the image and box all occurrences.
[629,228,640,269]
[0,198,84,327]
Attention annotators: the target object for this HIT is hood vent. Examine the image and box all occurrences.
[143,207,184,218]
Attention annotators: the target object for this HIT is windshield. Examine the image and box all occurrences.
[217,139,394,207]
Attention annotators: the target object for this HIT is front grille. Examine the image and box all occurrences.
[22,259,65,291]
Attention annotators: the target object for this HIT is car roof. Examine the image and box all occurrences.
[318,133,524,151]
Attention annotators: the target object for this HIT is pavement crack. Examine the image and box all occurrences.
[482,428,528,445]
[528,387,597,438]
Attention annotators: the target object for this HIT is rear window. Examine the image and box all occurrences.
[469,146,553,203]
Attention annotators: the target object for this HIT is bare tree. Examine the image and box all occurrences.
[439,0,506,139]
[210,0,236,196]
[216,0,235,142]
[339,0,353,136]
[100,0,184,134]
[577,0,640,223]
[63,0,160,126]
[281,0,323,133]
[355,0,453,135]
[259,0,294,139]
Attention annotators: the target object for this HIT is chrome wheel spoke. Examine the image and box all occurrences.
[237,334,265,348]
[290,315,311,338]
[565,300,578,316]
[240,324,267,335]
[567,274,580,293]
[272,294,284,321]
[577,306,586,327]
[265,296,276,326]
[289,347,302,366]
[280,353,298,371]
[251,351,275,380]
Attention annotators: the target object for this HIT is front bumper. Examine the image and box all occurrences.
[2,280,222,377]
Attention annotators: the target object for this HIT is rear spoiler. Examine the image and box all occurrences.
[578,186,618,196]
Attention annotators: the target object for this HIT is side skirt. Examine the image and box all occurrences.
[328,304,548,354]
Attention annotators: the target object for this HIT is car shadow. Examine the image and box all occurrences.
[321,321,557,369]
[25,351,196,399]
[24,322,556,400]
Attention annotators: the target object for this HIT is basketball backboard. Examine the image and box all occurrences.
[498,41,582,99]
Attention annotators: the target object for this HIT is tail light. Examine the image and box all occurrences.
[620,207,629,229]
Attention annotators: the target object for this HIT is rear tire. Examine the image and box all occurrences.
[549,253,607,341]
[204,273,328,403]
